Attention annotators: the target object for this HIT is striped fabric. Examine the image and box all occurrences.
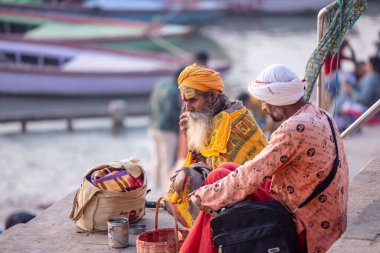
[91,167,144,192]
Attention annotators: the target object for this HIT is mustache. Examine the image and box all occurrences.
[187,108,214,121]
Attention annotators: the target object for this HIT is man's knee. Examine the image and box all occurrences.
[205,162,240,184]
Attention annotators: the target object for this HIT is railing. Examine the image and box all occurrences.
[316,3,333,110]
[341,99,380,139]
[0,100,148,134]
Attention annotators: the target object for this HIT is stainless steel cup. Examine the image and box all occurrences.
[107,217,129,248]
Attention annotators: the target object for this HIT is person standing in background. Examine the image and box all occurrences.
[149,68,183,191]
[375,31,380,57]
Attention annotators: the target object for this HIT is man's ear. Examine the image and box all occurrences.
[208,90,219,104]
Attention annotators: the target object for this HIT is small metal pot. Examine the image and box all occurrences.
[107,217,129,248]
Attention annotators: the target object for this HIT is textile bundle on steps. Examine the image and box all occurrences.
[304,0,367,102]
[69,158,147,231]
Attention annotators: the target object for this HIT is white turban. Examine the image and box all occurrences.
[248,64,305,106]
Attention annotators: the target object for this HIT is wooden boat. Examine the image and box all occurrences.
[0,38,181,96]
[224,0,333,13]
[93,31,231,73]
[0,9,194,44]
[0,0,226,25]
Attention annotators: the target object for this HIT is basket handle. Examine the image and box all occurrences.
[155,196,180,253]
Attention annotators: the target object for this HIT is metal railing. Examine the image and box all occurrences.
[341,99,380,139]
[316,3,333,110]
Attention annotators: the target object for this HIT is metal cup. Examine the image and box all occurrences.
[107,217,129,248]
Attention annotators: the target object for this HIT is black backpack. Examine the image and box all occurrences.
[210,112,340,253]
[211,200,297,253]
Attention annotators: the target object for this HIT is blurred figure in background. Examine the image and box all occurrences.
[194,51,209,67]
[332,61,366,130]
[324,40,357,110]
[149,67,183,191]
[375,31,380,57]
[325,40,356,78]
[325,61,366,103]
[5,211,36,230]
[338,56,380,131]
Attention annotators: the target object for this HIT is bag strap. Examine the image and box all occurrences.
[298,112,339,209]
[69,183,100,221]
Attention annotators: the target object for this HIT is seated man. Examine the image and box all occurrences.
[167,63,267,227]
[187,64,349,253]
[178,63,267,169]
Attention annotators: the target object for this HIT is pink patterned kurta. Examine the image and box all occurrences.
[193,103,349,253]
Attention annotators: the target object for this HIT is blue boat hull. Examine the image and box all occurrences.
[0,4,225,24]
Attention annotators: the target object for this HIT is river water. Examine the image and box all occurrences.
[0,3,379,229]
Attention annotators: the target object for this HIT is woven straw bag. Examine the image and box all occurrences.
[136,196,190,253]
[69,159,147,232]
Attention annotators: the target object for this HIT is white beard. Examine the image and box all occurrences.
[186,111,212,153]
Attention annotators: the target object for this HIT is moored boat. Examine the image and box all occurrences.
[0,9,194,44]
[92,31,231,73]
[224,0,333,13]
[0,0,226,25]
[0,38,180,96]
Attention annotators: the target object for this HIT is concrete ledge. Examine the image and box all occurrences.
[0,192,176,253]
[328,158,380,252]
[2,158,380,252]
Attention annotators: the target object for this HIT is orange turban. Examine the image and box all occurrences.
[177,64,224,93]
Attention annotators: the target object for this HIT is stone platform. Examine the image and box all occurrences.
[0,192,177,253]
[2,158,380,253]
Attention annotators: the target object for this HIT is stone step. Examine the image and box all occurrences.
[328,158,380,253]
[0,191,179,253]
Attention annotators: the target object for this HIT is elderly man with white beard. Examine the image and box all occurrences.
[166,63,268,230]
[177,63,267,169]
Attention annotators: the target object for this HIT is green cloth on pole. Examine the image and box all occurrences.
[304,0,367,102]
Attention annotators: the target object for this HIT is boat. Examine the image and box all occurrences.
[0,0,226,25]
[92,31,231,73]
[0,9,193,44]
[0,38,181,96]
[224,0,333,13]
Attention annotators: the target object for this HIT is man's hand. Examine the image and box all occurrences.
[179,113,189,134]
[189,191,215,215]
[189,193,202,208]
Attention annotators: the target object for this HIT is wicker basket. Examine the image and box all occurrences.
[136,196,190,253]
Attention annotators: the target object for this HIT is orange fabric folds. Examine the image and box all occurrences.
[178,64,224,92]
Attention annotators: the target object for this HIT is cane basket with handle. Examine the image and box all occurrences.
[136,196,190,253]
